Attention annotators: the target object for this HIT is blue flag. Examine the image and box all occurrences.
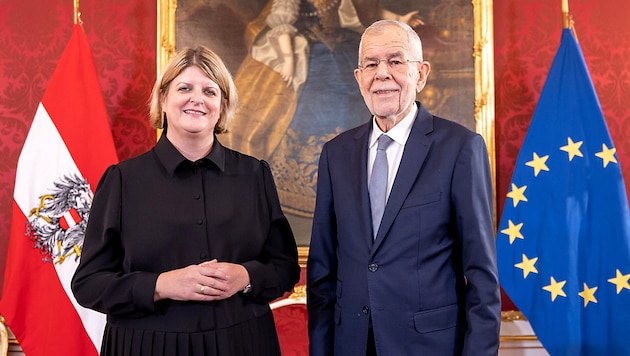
[497,28,630,355]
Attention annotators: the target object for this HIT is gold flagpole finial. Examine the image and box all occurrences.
[73,0,82,25]
[562,0,569,28]
[562,0,578,39]
[562,0,573,29]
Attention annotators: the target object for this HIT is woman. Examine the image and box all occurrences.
[71,46,301,356]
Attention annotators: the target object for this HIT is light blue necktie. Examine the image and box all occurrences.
[369,134,394,239]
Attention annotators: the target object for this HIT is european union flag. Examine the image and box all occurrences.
[497,28,630,355]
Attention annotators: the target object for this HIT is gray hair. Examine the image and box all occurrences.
[357,20,424,67]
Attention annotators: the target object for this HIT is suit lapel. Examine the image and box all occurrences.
[373,105,434,251]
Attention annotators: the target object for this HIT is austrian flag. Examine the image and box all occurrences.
[0,24,118,355]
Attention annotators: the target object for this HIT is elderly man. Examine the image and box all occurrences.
[307,20,501,356]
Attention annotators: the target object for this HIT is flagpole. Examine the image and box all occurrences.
[562,0,578,39]
[562,0,569,29]
[74,0,81,25]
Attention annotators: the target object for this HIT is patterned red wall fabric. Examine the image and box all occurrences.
[2,1,629,310]
[0,0,156,295]
[494,0,630,310]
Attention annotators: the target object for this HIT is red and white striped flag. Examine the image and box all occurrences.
[0,24,117,355]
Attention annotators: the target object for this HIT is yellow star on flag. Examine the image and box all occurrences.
[607,269,630,294]
[560,137,583,161]
[595,143,617,168]
[514,254,538,278]
[525,152,550,176]
[542,277,567,301]
[506,183,528,208]
[578,283,598,307]
[501,220,524,244]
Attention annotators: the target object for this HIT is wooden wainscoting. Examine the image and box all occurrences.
[0,316,22,356]
[499,311,548,355]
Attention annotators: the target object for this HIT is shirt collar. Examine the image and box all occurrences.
[369,102,418,148]
[154,134,226,176]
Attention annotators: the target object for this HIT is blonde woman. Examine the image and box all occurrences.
[72,46,300,356]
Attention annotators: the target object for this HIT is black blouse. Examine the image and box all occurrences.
[71,135,300,356]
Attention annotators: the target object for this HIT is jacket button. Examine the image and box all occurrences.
[362,306,369,314]
[368,263,378,272]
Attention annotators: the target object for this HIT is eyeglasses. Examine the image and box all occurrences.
[358,58,423,73]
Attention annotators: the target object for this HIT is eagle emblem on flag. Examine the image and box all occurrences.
[26,173,92,264]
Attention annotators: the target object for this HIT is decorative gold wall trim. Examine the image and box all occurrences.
[298,246,309,267]
[501,310,525,322]
[501,335,541,342]
[500,311,540,342]
[0,316,8,356]
[473,0,496,225]
[156,0,176,75]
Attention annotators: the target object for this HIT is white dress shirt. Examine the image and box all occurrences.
[367,103,418,201]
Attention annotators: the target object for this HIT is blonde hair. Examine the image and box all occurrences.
[149,46,238,134]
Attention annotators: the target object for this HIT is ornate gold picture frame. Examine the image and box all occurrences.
[157,0,496,265]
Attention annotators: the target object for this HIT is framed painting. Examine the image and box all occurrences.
[157,0,496,265]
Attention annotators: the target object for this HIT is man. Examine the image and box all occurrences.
[307,20,501,355]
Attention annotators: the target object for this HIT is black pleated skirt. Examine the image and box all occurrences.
[100,310,281,356]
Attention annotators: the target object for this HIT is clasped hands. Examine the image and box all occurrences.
[154,259,250,302]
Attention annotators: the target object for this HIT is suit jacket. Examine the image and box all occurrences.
[307,103,501,355]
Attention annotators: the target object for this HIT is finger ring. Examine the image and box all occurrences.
[200,285,206,293]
